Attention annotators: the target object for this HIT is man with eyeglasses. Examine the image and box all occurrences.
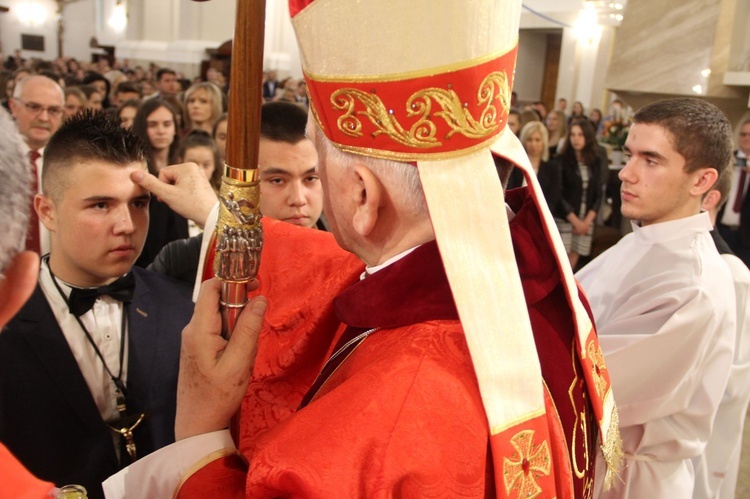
[717,119,750,267]
[9,75,64,255]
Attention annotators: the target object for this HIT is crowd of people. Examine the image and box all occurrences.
[1,53,317,270]
[505,93,626,269]
[1,0,750,497]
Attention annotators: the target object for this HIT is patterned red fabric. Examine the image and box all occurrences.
[238,218,362,444]
[0,443,54,499]
[178,189,597,498]
[304,47,517,160]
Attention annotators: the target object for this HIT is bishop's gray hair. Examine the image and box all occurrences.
[312,124,428,217]
[0,107,32,274]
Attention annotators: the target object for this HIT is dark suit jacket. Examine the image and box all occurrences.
[554,155,603,219]
[507,160,561,214]
[717,151,750,246]
[0,267,193,499]
[262,79,279,101]
[135,198,189,268]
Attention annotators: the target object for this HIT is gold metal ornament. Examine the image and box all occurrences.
[214,164,263,335]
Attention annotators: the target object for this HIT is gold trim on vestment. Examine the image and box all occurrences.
[325,133,502,162]
[489,407,547,436]
[304,43,518,83]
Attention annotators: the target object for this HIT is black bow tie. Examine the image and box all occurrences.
[68,273,136,317]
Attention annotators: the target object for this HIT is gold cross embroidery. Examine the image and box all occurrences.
[587,341,608,400]
[503,430,551,498]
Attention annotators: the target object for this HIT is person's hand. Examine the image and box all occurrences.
[572,218,589,235]
[131,163,218,227]
[174,278,266,441]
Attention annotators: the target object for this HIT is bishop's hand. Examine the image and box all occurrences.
[131,163,218,228]
[174,277,266,441]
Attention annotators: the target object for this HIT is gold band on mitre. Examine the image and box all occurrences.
[306,46,518,162]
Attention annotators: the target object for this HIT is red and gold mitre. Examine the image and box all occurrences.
[289,1,620,496]
[291,0,519,161]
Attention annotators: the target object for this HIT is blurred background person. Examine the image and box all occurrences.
[589,108,603,133]
[545,109,567,157]
[568,100,586,125]
[116,99,140,130]
[79,84,103,111]
[183,82,224,134]
[140,80,157,98]
[132,98,186,267]
[132,98,180,174]
[212,112,228,163]
[63,87,87,121]
[507,108,521,136]
[176,130,222,197]
[81,71,111,109]
[554,119,602,270]
[506,121,560,213]
[111,81,141,108]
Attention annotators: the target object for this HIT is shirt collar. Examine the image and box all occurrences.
[631,211,713,245]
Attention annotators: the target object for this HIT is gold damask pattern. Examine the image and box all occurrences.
[330,71,510,149]
[503,430,551,499]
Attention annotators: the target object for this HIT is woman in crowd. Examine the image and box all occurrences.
[63,87,87,120]
[78,84,104,111]
[506,121,560,213]
[81,71,111,109]
[177,129,223,196]
[212,112,228,163]
[132,98,180,174]
[520,109,541,129]
[589,108,603,134]
[568,100,586,124]
[116,98,140,130]
[132,98,188,266]
[545,109,567,157]
[141,80,157,98]
[183,82,224,134]
[553,119,602,270]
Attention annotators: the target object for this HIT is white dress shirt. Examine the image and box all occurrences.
[39,259,129,424]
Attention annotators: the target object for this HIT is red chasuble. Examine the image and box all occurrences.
[179,190,597,498]
[0,443,54,499]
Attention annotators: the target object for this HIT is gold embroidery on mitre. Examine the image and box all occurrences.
[587,341,608,400]
[503,430,551,499]
[330,71,510,149]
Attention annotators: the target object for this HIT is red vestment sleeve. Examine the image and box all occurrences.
[0,443,54,499]
[176,454,246,499]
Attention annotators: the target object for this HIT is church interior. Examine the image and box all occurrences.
[2,0,750,496]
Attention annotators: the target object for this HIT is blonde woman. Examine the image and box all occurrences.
[506,121,560,212]
[545,109,567,157]
[183,82,224,134]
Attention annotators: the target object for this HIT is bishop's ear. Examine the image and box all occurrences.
[351,164,384,237]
